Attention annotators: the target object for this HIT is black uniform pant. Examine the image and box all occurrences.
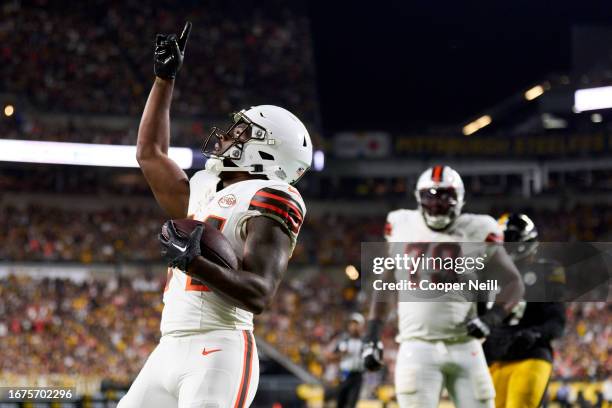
[337,371,363,408]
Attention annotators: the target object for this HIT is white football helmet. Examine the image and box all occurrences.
[415,165,465,230]
[202,105,313,184]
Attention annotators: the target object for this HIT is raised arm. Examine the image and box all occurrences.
[136,22,192,219]
[137,78,189,218]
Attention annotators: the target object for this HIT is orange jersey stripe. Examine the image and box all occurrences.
[255,190,303,221]
[249,200,300,231]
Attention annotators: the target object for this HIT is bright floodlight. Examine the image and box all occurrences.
[345,265,359,280]
[313,150,325,171]
[524,85,544,101]
[574,86,612,112]
[0,139,193,169]
[462,115,492,136]
[4,104,14,117]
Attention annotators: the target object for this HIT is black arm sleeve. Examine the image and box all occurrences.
[529,302,566,341]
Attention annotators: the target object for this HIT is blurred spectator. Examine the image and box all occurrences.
[556,381,573,408]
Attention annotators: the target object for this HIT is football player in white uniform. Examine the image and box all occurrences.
[119,23,312,408]
[363,166,524,408]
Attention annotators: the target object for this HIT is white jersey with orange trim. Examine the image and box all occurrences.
[384,209,503,342]
[160,170,306,336]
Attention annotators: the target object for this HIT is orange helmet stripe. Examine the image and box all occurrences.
[431,165,444,182]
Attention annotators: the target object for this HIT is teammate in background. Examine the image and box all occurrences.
[119,22,312,408]
[363,166,524,408]
[484,213,566,408]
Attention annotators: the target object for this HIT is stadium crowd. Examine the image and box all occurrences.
[0,0,317,120]
[0,205,164,263]
[0,201,610,390]
[0,273,608,389]
[0,274,162,385]
[3,203,612,264]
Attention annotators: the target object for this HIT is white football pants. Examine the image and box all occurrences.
[118,330,258,408]
[395,338,495,408]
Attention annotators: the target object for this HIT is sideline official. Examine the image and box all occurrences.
[329,313,366,408]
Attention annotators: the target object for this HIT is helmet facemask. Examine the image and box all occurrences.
[202,111,267,164]
[501,214,539,261]
[417,187,460,230]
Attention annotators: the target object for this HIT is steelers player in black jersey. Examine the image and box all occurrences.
[482,213,566,408]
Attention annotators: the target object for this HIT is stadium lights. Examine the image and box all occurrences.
[574,86,612,112]
[0,139,193,169]
[4,104,14,117]
[524,85,545,101]
[313,150,325,171]
[591,113,603,123]
[462,115,492,136]
[345,265,359,280]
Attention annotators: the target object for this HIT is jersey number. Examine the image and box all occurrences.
[403,243,462,284]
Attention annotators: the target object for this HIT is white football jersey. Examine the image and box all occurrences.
[384,209,503,342]
[160,170,306,336]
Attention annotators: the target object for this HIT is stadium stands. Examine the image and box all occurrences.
[0,0,317,120]
[0,273,608,396]
[3,203,612,264]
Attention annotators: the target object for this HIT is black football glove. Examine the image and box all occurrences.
[159,220,203,271]
[154,21,192,80]
[362,319,384,371]
[507,329,540,353]
[482,328,515,360]
[362,340,384,371]
[467,305,506,339]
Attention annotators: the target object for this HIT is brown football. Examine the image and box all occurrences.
[170,218,239,270]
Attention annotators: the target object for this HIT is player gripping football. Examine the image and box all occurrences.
[363,166,525,408]
[118,22,312,408]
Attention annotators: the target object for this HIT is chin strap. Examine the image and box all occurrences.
[204,157,268,175]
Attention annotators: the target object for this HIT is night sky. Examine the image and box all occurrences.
[309,0,612,132]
